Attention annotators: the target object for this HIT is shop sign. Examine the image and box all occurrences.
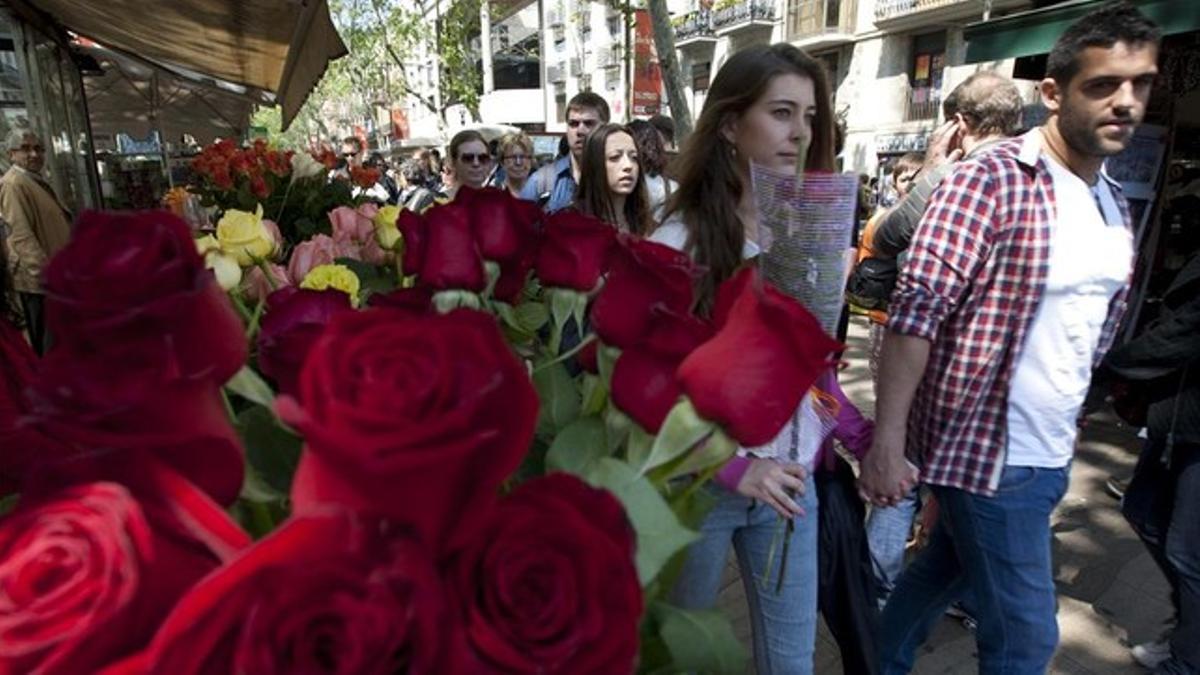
[632,9,663,116]
[875,132,927,155]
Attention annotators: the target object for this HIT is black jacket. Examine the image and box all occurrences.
[1104,253,1200,452]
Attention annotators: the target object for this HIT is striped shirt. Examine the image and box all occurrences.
[887,130,1132,495]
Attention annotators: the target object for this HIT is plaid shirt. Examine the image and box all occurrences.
[887,131,1132,495]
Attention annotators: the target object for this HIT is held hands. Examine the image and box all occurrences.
[924,119,965,172]
[736,459,808,519]
[857,435,920,507]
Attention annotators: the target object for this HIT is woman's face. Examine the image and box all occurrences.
[453,140,492,189]
[502,144,532,182]
[724,73,816,173]
[604,132,639,196]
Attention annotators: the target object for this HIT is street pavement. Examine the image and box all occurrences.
[714,316,1174,674]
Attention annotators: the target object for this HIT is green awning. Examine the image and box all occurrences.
[965,0,1200,63]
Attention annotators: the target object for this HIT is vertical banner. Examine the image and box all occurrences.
[632,9,663,116]
[390,107,410,140]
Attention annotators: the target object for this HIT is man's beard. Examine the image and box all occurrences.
[1059,102,1134,159]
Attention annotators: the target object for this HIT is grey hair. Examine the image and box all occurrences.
[5,127,39,151]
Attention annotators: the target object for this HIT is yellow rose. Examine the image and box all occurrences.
[195,234,221,256]
[203,250,242,291]
[216,205,275,267]
[300,264,361,307]
[373,205,403,250]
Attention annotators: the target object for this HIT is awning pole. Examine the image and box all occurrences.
[151,70,173,189]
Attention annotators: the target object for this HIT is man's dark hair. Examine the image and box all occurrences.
[649,114,675,144]
[567,91,611,123]
[1046,1,1160,86]
[341,136,364,153]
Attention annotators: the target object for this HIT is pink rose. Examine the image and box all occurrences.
[329,206,388,266]
[287,234,337,285]
[240,263,291,303]
[262,219,283,257]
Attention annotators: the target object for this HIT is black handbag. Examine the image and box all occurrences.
[845,256,898,311]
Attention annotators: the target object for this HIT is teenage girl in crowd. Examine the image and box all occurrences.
[650,43,873,674]
[573,123,653,235]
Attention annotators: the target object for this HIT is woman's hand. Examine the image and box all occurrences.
[735,458,808,519]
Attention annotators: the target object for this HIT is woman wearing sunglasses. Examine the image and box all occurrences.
[445,130,493,198]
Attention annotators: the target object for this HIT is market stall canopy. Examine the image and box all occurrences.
[80,43,254,150]
[17,0,346,128]
[964,0,1200,63]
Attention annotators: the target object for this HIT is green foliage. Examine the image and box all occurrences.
[545,416,609,476]
[645,602,748,674]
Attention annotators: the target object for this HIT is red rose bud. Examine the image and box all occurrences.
[366,287,434,312]
[277,308,538,550]
[590,233,699,350]
[535,210,616,291]
[396,208,426,277]
[131,510,454,675]
[256,288,354,399]
[414,202,487,292]
[577,338,599,374]
[448,474,641,674]
[610,308,713,433]
[44,210,246,385]
[0,469,248,675]
[458,186,540,264]
[677,267,842,447]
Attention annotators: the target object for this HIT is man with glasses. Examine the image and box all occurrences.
[520,92,610,212]
[0,128,72,354]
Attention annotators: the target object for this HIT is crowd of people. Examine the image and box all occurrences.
[1,1,1195,673]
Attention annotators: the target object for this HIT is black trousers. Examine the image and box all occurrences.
[18,292,46,356]
[1123,439,1200,671]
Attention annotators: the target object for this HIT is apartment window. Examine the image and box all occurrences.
[607,15,622,36]
[908,31,946,121]
[580,73,592,91]
[816,51,842,90]
[692,61,711,91]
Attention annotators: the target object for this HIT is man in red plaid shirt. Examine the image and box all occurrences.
[858,2,1161,672]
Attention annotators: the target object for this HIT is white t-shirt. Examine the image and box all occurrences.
[1005,157,1132,468]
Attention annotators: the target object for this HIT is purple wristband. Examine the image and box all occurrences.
[714,456,752,492]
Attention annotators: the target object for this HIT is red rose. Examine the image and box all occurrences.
[249,174,270,199]
[24,344,247,505]
[457,186,540,266]
[677,267,841,446]
[367,286,434,312]
[448,473,642,673]
[131,510,453,675]
[535,210,616,291]
[0,459,249,675]
[44,210,246,385]
[611,308,714,432]
[402,202,488,292]
[256,287,353,398]
[276,308,538,550]
[0,319,41,490]
[577,338,599,374]
[590,234,699,349]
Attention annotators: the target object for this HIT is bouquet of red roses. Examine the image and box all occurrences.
[0,185,839,673]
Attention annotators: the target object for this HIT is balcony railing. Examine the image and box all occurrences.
[875,0,966,23]
[904,87,941,121]
[712,0,776,32]
[673,10,716,43]
[787,0,856,41]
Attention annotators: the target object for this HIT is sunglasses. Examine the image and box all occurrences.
[458,152,492,165]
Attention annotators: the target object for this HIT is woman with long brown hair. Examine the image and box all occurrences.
[573,123,653,235]
[652,43,850,675]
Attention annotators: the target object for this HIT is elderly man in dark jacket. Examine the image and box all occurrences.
[1104,250,1200,675]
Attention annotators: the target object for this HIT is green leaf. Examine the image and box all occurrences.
[235,405,302,494]
[597,344,621,389]
[641,398,716,476]
[241,464,285,503]
[580,372,608,417]
[652,601,748,674]
[583,458,698,585]
[626,424,655,468]
[532,361,581,438]
[513,300,549,333]
[545,416,608,476]
[664,427,738,481]
[225,366,276,408]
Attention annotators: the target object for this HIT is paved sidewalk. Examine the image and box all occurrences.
[716,316,1173,674]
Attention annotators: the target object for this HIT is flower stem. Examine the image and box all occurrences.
[531,334,597,375]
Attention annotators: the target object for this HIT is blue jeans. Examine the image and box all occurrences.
[866,487,920,605]
[879,465,1069,675]
[672,479,820,674]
